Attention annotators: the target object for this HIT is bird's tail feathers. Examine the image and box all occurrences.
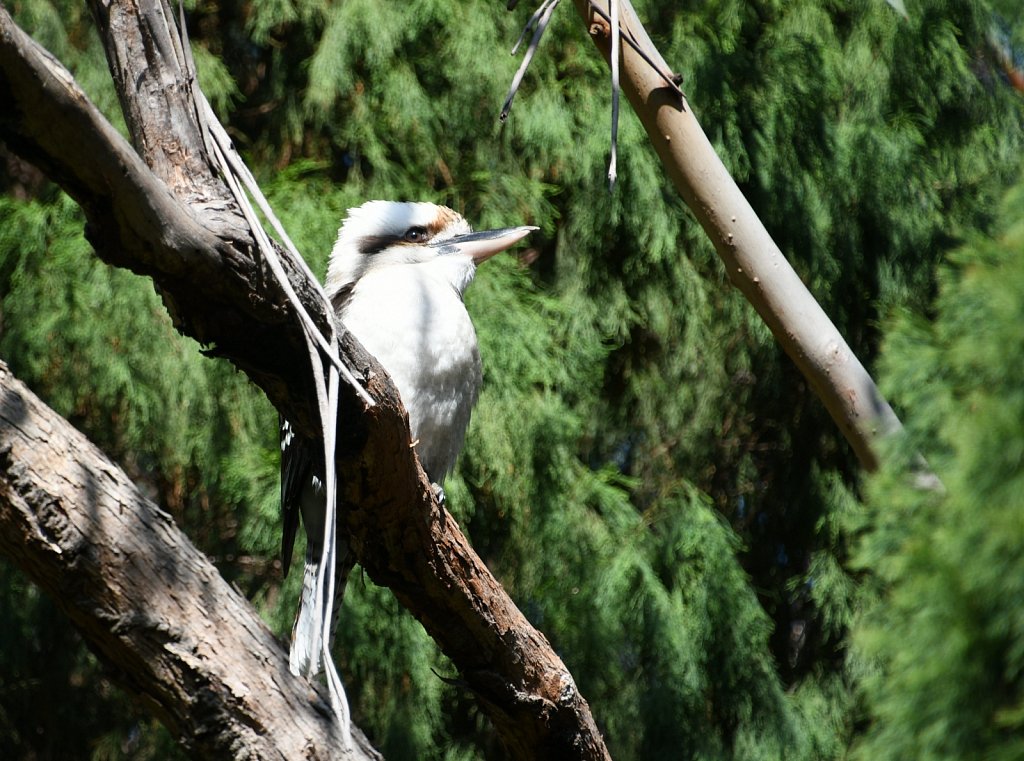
[289,556,326,676]
[289,542,353,745]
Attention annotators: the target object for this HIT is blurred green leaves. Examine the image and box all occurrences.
[2,0,1022,758]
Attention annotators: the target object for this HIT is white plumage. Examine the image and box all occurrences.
[328,202,480,480]
[280,200,536,732]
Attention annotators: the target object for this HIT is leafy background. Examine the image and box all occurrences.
[1,0,1022,758]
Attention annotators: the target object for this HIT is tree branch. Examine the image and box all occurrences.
[0,3,609,758]
[573,0,903,471]
[0,360,380,760]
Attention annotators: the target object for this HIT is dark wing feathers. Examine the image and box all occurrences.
[279,417,320,575]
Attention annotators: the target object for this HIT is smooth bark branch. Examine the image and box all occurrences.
[0,361,379,761]
[574,0,903,470]
[0,3,610,758]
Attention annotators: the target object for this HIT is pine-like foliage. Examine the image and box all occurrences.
[853,175,1024,761]
[1,0,1022,759]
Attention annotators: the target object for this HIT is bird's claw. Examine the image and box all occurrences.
[431,482,446,506]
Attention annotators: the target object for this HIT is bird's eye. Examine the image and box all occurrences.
[404,226,429,243]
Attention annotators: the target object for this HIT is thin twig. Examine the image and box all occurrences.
[608,0,619,190]
[501,0,561,122]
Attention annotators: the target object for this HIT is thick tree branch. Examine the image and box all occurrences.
[574,0,903,471]
[0,3,609,758]
[0,361,380,761]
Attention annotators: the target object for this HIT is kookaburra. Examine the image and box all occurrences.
[280,200,536,713]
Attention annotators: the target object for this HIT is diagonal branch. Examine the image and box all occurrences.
[0,361,379,760]
[574,0,903,471]
[0,3,610,758]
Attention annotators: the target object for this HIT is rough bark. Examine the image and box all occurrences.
[0,361,380,761]
[573,0,904,471]
[0,3,610,759]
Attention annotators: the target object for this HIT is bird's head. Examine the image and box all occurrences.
[325,201,536,301]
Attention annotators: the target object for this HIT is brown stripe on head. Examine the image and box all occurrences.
[427,206,465,237]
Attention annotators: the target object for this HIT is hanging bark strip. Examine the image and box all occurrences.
[501,0,561,122]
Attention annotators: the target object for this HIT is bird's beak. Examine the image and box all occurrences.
[438,226,539,264]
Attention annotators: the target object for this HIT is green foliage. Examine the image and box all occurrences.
[853,176,1024,761]
[0,194,277,539]
[463,262,805,756]
[2,0,1023,759]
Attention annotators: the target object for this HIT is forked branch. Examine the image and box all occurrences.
[0,2,611,758]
